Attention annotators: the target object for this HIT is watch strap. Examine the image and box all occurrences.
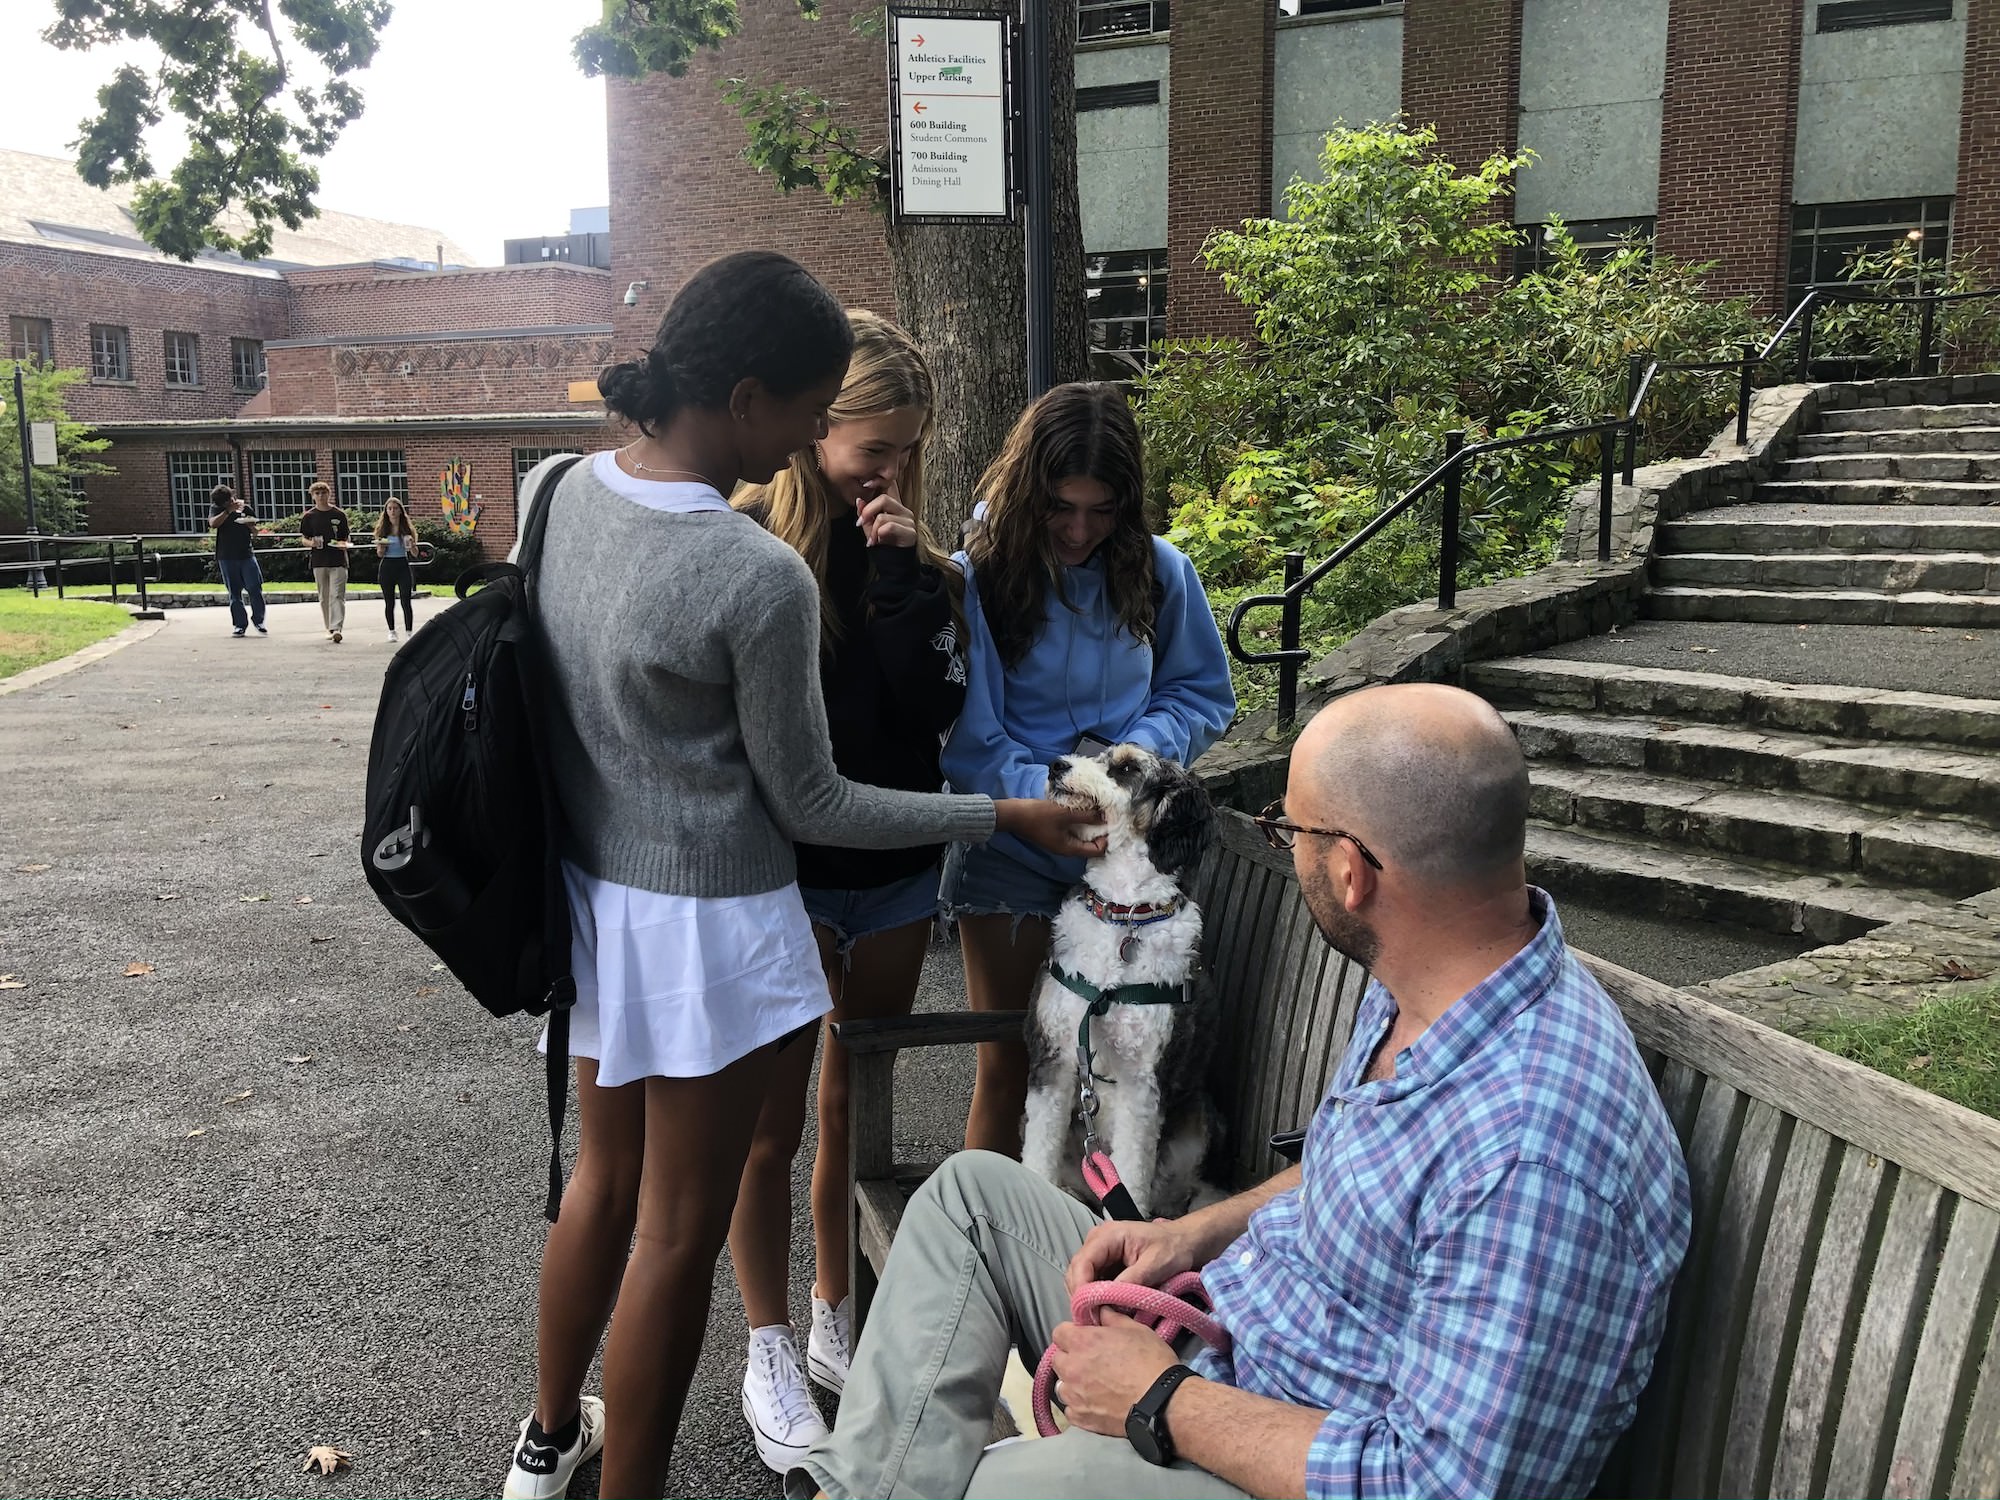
[1128,1364,1199,1465]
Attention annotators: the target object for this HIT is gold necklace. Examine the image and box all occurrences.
[620,445,718,487]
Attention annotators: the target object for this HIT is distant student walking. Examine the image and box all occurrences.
[208,484,266,637]
[299,480,350,642]
[375,496,417,643]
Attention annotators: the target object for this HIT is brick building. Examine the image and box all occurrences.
[0,148,618,551]
[608,0,1991,379]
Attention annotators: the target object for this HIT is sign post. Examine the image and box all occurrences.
[1018,0,1056,398]
[888,12,1014,223]
[11,363,41,596]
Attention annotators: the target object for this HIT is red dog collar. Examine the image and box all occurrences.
[1082,890,1184,926]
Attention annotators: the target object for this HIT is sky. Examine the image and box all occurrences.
[0,0,611,266]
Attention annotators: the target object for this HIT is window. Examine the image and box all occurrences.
[167,451,234,534]
[1279,0,1395,15]
[1080,0,1168,41]
[7,316,53,365]
[1085,250,1168,382]
[1789,198,1952,302]
[335,449,409,515]
[164,330,201,388]
[1817,0,1953,31]
[232,337,267,392]
[249,450,318,522]
[1515,217,1656,277]
[1078,81,1160,111]
[90,324,131,382]
[514,447,572,496]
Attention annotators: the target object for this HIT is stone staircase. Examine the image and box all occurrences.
[1466,394,2000,948]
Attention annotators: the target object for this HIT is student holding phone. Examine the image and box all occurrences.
[940,382,1236,1155]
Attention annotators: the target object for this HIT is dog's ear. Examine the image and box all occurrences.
[1146,776,1218,877]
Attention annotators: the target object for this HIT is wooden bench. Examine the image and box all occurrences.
[836,810,2000,1499]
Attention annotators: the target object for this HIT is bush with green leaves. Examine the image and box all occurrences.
[1138,122,1772,712]
[1806,242,2000,377]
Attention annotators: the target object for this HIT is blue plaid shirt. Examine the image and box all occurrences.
[1192,892,1690,1499]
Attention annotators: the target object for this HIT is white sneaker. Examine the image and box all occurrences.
[742,1325,829,1474]
[501,1396,604,1500]
[806,1293,852,1394]
[387,629,399,643]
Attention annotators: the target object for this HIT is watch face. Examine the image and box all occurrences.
[1125,1407,1169,1466]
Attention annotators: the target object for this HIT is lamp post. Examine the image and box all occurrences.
[10,362,42,596]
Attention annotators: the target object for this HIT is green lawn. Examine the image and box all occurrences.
[1807,979,2000,1120]
[68,582,436,594]
[0,592,132,679]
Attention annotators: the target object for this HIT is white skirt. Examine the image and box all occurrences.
[539,861,831,1085]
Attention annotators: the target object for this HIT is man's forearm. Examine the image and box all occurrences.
[1182,1165,1301,1260]
[1166,1377,1321,1499]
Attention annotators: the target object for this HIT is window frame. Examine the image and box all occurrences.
[1514,217,1657,278]
[1789,198,1954,305]
[248,450,319,522]
[513,447,573,498]
[231,337,268,393]
[164,330,202,389]
[167,451,235,534]
[1079,0,1169,42]
[7,315,54,365]
[1084,248,1169,383]
[334,449,411,519]
[1815,0,1954,32]
[90,323,133,383]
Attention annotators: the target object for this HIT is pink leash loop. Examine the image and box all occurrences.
[1029,1272,1232,1437]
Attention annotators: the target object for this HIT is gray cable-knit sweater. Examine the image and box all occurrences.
[525,455,996,896]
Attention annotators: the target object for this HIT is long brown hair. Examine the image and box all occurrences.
[374,496,415,539]
[967,382,1154,669]
[734,309,959,646]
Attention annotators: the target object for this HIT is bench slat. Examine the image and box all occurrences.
[1621,1072,1747,1495]
[1718,1122,1840,1496]
[857,1178,905,1276]
[1890,1201,2000,1498]
[1826,1172,1949,1496]
[1673,1098,1792,1499]
[1771,1145,1895,1497]
[1949,1305,2000,1499]
[1238,883,1319,1177]
[1266,907,1334,1152]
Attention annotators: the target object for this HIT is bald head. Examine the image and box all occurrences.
[1292,684,1529,889]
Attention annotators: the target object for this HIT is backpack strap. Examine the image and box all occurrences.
[515,453,586,1223]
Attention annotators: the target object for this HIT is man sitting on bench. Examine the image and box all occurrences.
[790,683,1692,1500]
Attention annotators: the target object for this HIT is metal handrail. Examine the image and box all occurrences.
[1229,281,1996,726]
[0,529,436,606]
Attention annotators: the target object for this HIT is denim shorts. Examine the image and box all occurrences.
[799,866,942,959]
[938,839,1075,924]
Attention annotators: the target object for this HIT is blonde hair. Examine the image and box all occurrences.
[735,309,958,646]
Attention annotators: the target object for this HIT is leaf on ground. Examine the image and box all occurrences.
[14,863,50,874]
[1940,959,1994,981]
[240,893,271,903]
[1965,635,1980,642]
[396,1024,415,1033]
[302,1445,351,1476]
[308,935,333,945]
[307,851,328,858]
[1916,627,1938,635]
[1687,645,1718,654]
[0,976,25,990]
[1908,1054,1933,1070]
[123,961,155,977]
[295,896,314,906]
[284,1054,314,1065]
[185,1127,207,1138]
[317,704,333,710]
[157,893,179,902]
[224,1089,253,1104]
[211,793,226,802]
[414,985,437,998]
[430,962,447,972]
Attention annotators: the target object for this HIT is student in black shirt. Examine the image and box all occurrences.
[726,311,967,1470]
[298,480,350,642]
[208,484,266,636]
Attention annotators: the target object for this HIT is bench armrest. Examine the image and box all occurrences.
[833,1010,1027,1056]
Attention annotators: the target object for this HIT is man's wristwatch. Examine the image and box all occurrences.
[1126,1365,1199,1466]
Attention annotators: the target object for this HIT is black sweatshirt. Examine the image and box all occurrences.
[753,505,968,891]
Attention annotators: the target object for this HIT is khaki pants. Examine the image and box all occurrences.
[790,1152,1249,1500]
[314,566,347,634]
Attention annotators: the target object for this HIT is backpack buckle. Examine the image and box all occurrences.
[371,804,428,872]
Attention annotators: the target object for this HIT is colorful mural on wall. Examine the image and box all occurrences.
[439,459,480,536]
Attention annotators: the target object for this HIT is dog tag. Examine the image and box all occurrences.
[1119,933,1138,964]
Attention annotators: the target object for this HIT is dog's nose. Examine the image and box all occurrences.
[1049,757,1070,780]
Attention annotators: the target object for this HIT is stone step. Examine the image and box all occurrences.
[1755,479,2000,507]
[1818,403,2000,433]
[1660,504,2000,555]
[1467,656,2000,748]
[1526,764,2000,895]
[1780,453,2000,482]
[1643,584,2000,628]
[1524,823,1959,944]
[1503,708,2000,823]
[1794,427,2000,457]
[1653,552,2000,592]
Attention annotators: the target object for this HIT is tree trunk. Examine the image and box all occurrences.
[886,0,1085,543]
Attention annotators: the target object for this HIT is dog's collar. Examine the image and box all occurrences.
[1082,889,1184,927]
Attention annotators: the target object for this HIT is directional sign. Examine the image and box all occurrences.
[28,421,55,467]
[889,10,1014,223]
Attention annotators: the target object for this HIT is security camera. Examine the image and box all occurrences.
[624,280,648,307]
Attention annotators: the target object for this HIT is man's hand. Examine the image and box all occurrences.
[1066,1215,1206,1294]
[1048,1312,1180,1438]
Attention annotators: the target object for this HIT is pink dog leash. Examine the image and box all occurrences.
[1029,1273,1232,1437]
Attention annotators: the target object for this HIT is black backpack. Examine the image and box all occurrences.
[362,455,584,1220]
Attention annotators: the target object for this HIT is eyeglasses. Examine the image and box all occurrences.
[1253,798,1384,870]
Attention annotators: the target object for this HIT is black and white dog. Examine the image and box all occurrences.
[1021,743,1220,1219]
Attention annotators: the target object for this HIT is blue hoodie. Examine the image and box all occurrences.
[942,533,1237,881]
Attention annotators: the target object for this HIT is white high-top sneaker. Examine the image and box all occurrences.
[741,1325,829,1473]
[806,1293,853,1393]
